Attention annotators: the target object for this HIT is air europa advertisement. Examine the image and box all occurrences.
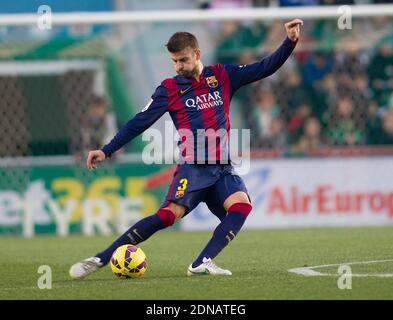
[182,157,393,230]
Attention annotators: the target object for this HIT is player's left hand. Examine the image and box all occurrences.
[285,19,303,42]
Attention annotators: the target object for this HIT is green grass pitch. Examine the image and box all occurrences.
[1,227,393,300]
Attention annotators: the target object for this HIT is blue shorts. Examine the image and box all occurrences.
[161,163,249,219]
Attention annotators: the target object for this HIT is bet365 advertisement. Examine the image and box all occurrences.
[0,163,177,236]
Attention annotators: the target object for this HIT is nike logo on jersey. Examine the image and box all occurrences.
[180,86,192,94]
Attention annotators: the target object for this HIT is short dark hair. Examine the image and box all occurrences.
[165,32,199,53]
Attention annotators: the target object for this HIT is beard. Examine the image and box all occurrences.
[178,65,199,79]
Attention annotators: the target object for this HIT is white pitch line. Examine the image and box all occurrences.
[288,259,393,277]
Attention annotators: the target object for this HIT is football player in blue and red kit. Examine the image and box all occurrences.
[70,19,303,278]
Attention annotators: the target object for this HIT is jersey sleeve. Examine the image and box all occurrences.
[101,85,168,158]
[224,36,297,94]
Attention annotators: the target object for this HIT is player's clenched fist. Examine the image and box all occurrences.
[86,150,106,170]
[285,19,303,42]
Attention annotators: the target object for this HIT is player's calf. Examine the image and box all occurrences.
[218,202,252,241]
[95,208,177,264]
[156,208,176,227]
[190,201,252,271]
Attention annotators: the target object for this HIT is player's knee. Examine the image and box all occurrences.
[156,208,176,227]
[227,202,252,218]
[165,202,186,222]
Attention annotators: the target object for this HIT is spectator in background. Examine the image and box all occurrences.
[261,21,287,51]
[232,49,257,121]
[312,73,337,122]
[249,88,281,148]
[215,20,266,65]
[327,97,365,146]
[302,51,333,116]
[283,70,310,111]
[74,96,118,162]
[378,109,393,145]
[262,117,288,150]
[215,21,247,64]
[302,52,333,89]
[333,43,368,80]
[293,116,325,154]
[350,74,373,117]
[287,103,313,143]
[368,42,393,109]
[319,72,372,135]
[366,101,384,145]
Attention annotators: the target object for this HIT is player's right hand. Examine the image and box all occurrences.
[285,18,303,42]
[86,150,106,170]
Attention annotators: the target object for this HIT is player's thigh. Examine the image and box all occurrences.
[160,164,190,221]
[161,163,209,219]
[213,174,251,211]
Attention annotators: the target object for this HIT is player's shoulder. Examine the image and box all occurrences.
[161,76,179,90]
[207,64,235,82]
[205,64,231,81]
[207,63,225,73]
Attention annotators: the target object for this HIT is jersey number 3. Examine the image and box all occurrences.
[177,178,188,191]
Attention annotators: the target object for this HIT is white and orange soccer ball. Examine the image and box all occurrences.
[110,244,148,279]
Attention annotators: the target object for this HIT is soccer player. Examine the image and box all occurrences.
[69,19,303,278]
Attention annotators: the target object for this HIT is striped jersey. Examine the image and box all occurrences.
[101,36,297,162]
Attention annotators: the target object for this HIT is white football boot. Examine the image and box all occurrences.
[187,257,232,276]
[69,257,103,279]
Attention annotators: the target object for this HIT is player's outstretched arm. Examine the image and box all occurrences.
[87,149,106,170]
[224,19,303,91]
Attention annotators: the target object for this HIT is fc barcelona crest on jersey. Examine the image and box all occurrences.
[205,76,218,88]
[175,190,185,198]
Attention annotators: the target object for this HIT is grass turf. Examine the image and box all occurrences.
[1,227,393,300]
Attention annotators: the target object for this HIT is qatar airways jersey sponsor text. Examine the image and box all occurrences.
[185,91,224,110]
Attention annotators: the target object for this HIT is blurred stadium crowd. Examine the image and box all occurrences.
[214,17,393,154]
